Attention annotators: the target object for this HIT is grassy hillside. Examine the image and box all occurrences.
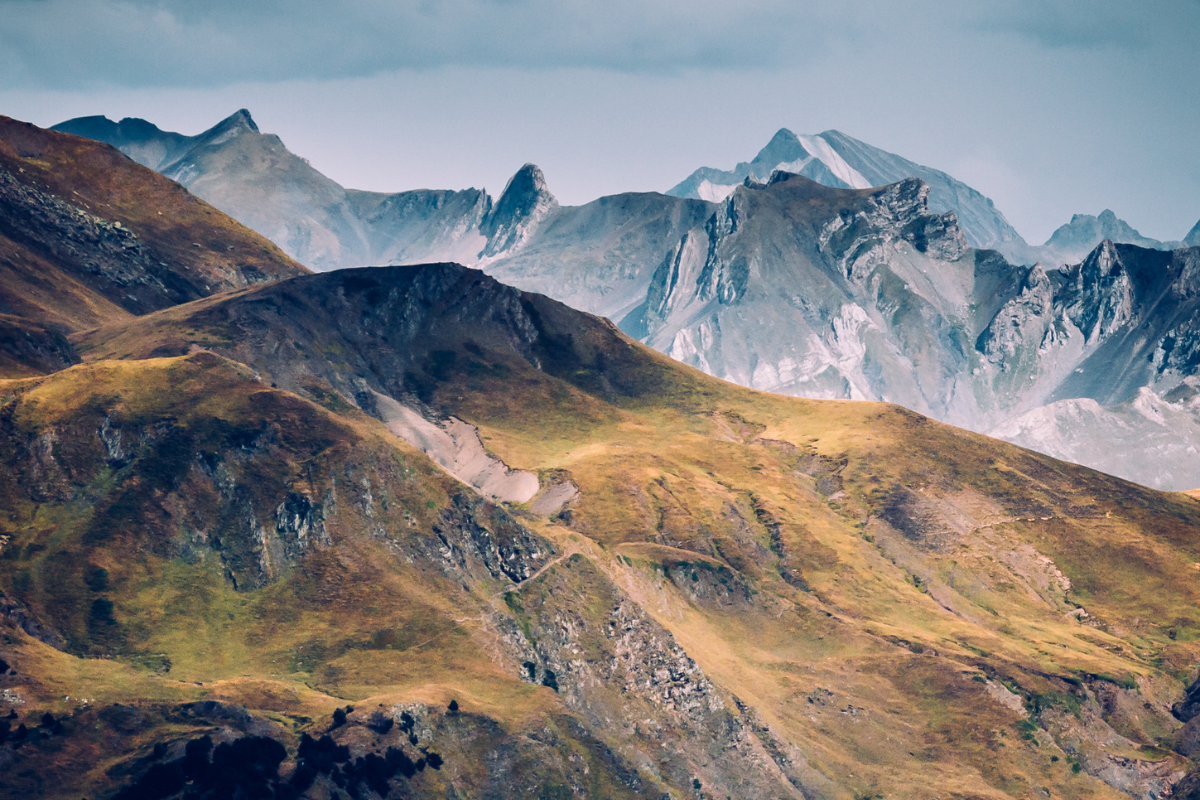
[0,354,645,798]
[1,263,1183,799]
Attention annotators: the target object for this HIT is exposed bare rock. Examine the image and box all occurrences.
[1,591,66,649]
[1039,688,1186,800]
[372,390,538,503]
[529,481,578,515]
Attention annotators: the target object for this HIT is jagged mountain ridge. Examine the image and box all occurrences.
[667,128,1197,267]
[7,257,1200,798]
[53,111,713,293]
[54,110,508,270]
[1031,209,1178,266]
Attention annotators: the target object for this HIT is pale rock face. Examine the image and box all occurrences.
[51,110,555,271]
[642,170,1200,488]
[641,174,995,420]
[371,391,540,504]
[1186,219,1200,247]
[992,384,1200,490]
[696,179,739,202]
[1031,209,1169,266]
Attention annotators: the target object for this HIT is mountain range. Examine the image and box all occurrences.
[55,112,1198,278]
[48,111,1200,492]
[9,117,1200,800]
[667,127,1193,268]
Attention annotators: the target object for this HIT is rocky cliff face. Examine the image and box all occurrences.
[1185,219,1200,247]
[479,164,558,259]
[482,191,714,323]
[0,168,212,316]
[638,174,994,420]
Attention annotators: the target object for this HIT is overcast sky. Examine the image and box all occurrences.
[1,0,1197,243]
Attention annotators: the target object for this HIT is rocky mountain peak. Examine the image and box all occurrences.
[1186,219,1200,247]
[765,168,802,187]
[194,108,261,148]
[479,163,558,259]
[752,128,808,170]
[499,163,551,205]
[669,127,1025,253]
[818,178,968,279]
[220,108,260,134]
[1042,210,1160,261]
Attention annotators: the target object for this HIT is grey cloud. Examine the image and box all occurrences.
[4,0,1191,90]
[0,0,849,88]
[972,0,1198,49]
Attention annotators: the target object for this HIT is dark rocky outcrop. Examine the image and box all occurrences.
[0,169,206,315]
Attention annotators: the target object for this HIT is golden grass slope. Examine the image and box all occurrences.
[13,263,1193,799]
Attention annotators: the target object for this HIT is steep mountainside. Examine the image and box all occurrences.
[482,191,714,321]
[638,174,980,417]
[53,112,706,293]
[0,116,306,378]
[633,171,1200,487]
[47,112,1200,489]
[4,262,1200,799]
[667,127,1028,256]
